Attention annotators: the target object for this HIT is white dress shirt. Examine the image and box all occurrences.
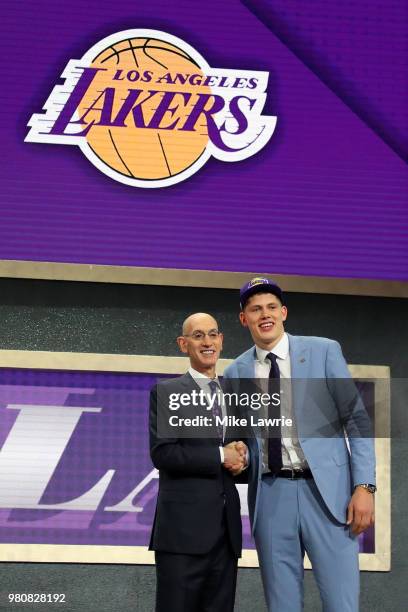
[255,333,308,470]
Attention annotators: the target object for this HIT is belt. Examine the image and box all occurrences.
[263,469,313,480]
[278,469,313,479]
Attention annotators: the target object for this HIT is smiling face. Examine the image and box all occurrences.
[239,292,287,350]
[177,313,223,377]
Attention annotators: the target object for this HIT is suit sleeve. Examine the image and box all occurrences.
[325,341,376,486]
[149,385,222,476]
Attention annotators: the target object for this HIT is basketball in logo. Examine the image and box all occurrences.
[77,36,210,183]
[26,29,277,188]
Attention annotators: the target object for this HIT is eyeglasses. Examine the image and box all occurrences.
[183,330,221,341]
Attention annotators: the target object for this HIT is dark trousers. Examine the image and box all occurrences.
[155,524,238,612]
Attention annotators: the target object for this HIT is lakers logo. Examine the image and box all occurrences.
[249,277,269,287]
[26,30,277,188]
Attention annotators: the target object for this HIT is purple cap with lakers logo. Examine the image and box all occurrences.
[240,277,284,309]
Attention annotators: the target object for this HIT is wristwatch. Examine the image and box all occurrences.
[355,483,377,494]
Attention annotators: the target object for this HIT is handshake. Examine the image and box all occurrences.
[222,441,248,476]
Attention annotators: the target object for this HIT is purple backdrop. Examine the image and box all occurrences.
[0,367,373,556]
[1,1,407,280]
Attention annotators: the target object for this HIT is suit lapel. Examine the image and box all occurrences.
[241,347,263,443]
[238,347,257,378]
[180,371,202,393]
[180,372,219,444]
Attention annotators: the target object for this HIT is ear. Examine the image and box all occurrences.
[219,332,224,352]
[281,306,288,322]
[177,336,188,354]
[239,311,247,327]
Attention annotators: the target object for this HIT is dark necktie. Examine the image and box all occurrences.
[209,380,223,441]
[266,352,282,472]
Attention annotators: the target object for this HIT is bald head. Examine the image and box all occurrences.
[178,312,223,377]
[181,312,218,336]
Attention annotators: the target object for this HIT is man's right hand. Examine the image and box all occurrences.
[223,441,247,475]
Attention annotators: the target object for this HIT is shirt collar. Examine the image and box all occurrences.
[255,332,289,363]
[188,367,220,387]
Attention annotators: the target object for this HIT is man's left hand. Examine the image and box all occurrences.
[346,487,375,535]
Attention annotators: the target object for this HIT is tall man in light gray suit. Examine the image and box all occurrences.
[223,277,376,612]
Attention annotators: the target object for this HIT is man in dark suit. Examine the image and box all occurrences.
[149,312,246,612]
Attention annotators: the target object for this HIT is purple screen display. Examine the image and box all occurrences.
[1,1,407,281]
[0,368,373,555]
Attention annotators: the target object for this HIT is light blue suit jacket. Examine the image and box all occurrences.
[223,334,376,531]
